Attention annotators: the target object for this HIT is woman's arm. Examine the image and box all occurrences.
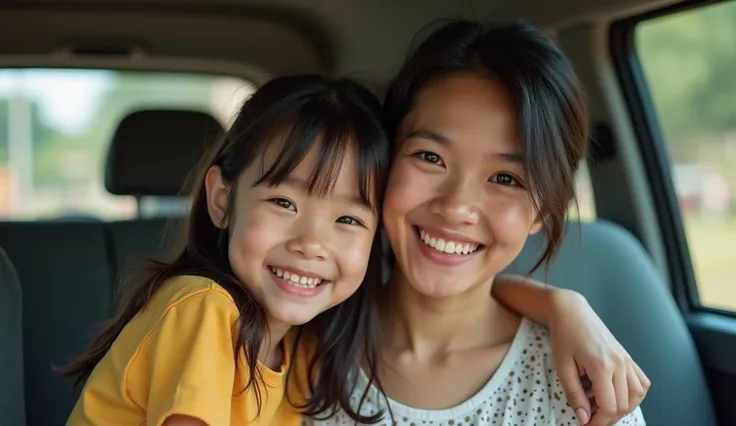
[492,274,651,426]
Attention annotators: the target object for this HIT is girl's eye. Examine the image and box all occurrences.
[490,173,521,187]
[336,216,365,227]
[415,151,445,166]
[270,198,296,211]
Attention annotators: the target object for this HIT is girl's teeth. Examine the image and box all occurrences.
[270,267,322,289]
[418,228,479,255]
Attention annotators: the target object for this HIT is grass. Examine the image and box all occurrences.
[682,213,736,311]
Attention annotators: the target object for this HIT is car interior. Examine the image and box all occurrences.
[0,0,734,425]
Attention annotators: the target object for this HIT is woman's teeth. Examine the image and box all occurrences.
[418,228,479,255]
[269,267,322,289]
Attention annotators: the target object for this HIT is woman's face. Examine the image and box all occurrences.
[382,73,542,298]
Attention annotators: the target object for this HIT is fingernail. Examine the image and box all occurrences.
[575,408,590,424]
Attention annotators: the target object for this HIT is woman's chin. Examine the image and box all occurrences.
[404,273,474,299]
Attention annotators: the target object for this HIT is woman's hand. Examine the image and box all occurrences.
[491,275,651,425]
[547,289,651,426]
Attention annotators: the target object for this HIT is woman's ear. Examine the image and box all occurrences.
[204,166,229,229]
[529,212,546,235]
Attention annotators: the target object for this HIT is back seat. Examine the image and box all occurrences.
[104,110,224,301]
[0,246,26,426]
[505,220,716,426]
[0,109,223,425]
[0,221,113,426]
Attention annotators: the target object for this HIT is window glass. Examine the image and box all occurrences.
[571,161,596,221]
[636,1,736,311]
[0,69,252,220]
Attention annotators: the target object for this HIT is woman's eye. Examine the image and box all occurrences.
[336,216,364,227]
[490,173,521,187]
[416,151,444,166]
[270,198,296,211]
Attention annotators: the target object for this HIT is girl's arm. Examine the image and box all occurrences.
[492,274,651,426]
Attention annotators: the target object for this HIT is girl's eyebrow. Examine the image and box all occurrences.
[281,175,374,211]
[406,128,524,164]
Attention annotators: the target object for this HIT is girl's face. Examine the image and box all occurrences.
[206,140,378,326]
[383,73,543,298]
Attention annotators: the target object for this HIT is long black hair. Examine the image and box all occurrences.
[385,19,589,271]
[61,74,390,423]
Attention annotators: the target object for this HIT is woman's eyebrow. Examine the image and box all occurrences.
[406,129,451,146]
[493,152,524,164]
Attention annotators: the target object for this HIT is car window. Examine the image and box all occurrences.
[0,69,252,220]
[636,1,736,311]
[572,160,596,220]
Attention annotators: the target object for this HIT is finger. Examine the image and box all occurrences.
[587,368,617,426]
[614,368,629,414]
[627,365,646,409]
[633,362,651,391]
[557,359,591,424]
[600,369,629,425]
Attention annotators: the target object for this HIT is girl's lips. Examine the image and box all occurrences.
[269,268,329,298]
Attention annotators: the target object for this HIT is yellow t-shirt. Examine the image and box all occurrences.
[66,275,303,426]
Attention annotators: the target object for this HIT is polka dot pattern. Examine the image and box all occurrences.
[302,320,646,425]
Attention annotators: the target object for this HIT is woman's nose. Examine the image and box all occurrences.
[429,180,480,226]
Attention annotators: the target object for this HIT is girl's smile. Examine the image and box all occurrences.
[268,265,330,297]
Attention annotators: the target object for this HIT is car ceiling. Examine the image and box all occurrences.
[0,0,677,84]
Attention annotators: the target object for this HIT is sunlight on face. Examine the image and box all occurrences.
[206,138,379,326]
[382,73,542,298]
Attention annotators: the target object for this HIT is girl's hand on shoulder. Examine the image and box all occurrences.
[548,289,651,426]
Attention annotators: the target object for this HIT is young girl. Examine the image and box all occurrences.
[303,19,647,426]
[64,74,393,426]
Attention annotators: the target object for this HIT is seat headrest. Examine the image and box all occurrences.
[105,110,225,197]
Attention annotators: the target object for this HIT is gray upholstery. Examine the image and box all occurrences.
[107,218,182,304]
[0,222,114,426]
[0,247,26,426]
[0,110,223,425]
[105,109,224,197]
[505,220,716,426]
[104,109,224,300]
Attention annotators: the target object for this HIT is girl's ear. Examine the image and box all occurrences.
[204,166,229,229]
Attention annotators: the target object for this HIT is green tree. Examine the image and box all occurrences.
[637,2,736,161]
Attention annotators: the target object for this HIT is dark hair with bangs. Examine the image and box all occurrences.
[384,19,589,271]
[60,74,391,423]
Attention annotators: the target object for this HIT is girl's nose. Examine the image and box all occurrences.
[286,229,329,260]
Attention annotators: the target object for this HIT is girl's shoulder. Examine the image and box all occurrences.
[129,274,239,336]
[146,274,237,314]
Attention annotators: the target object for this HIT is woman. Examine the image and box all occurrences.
[301,19,647,426]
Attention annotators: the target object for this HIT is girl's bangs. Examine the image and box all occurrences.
[252,106,384,212]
